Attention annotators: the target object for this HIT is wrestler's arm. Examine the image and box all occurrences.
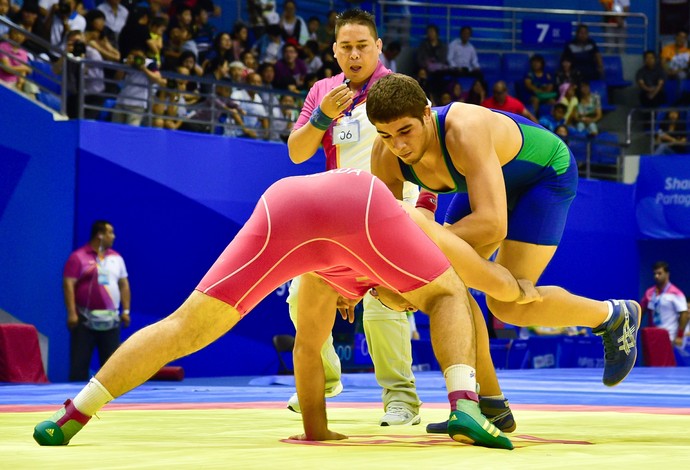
[289,273,348,441]
[444,111,508,251]
[401,203,537,303]
[371,136,406,200]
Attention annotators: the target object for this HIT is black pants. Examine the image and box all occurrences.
[69,322,121,382]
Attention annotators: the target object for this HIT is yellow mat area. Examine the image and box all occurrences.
[4,407,690,469]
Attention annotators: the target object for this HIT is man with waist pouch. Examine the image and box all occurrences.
[63,220,131,382]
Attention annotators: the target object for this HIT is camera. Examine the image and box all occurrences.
[131,55,146,69]
[58,0,71,16]
[71,40,86,57]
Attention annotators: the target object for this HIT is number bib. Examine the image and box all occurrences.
[332,118,360,145]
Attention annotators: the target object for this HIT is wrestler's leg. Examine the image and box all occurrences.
[34,291,240,445]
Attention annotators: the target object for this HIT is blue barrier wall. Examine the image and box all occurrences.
[0,88,78,382]
[0,87,646,381]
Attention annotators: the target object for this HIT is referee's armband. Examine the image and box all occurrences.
[415,190,438,214]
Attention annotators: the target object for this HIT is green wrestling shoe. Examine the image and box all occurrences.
[447,399,514,450]
[426,396,516,434]
[33,399,91,446]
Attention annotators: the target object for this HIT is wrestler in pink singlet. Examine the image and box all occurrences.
[196,169,450,317]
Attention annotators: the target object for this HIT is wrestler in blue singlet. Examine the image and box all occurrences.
[398,104,579,246]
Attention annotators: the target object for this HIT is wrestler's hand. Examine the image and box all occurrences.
[289,430,348,441]
[515,279,542,304]
[321,83,353,118]
[337,296,360,323]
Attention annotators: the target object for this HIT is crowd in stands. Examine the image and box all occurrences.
[1,0,689,153]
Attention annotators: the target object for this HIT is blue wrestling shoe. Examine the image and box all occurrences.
[447,400,513,450]
[593,300,641,387]
[33,399,91,446]
[426,396,516,434]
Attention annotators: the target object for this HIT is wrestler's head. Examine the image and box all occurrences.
[367,74,432,165]
[369,287,417,313]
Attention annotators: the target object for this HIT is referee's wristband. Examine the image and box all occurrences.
[309,106,333,131]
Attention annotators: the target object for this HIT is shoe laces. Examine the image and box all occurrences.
[385,405,412,417]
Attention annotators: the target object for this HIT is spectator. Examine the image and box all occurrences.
[0,0,11,37]
[554,123,569,143]
[247,0,279,35]
[228,58,247,84]
[636,50,666,108]
[252,23,283,64]
[163,21,193,70]
[416,23,447,73]
[305,15,319,42]
[258,61,277,99]
[600,0,630,53]
[97,0,128,45]
[481,80,537,123]
[183,78,244,133]
[112,47,165,126]
[465,77,487,105]
[0,27,32,93]
[558,81,579,125]
[47,0,86,48]
[572,81,602,136]
[315,9,335,53]
[555,56,582,89]
[538,102,567,132]
[151,67,194,129]
[379,40,401,73]
[178,49,203,77]
[84,10,121,62]
[202,31,232,70]
[414,66,431,100]
[654,110,689,154]
[231,21,250,62]
[191,6,215,60]
[640,261,689,346]
[200,55,228,93]
[268,92,297,142]
[118,6,150,59]
[661,29,690,80]
[146,15,168,66]
[170,5,198,57]
[83,18,119,118]
[63,220,130,382]
[446,25,481,78]
[240,49,258,74]
[302,39,321,74]
[524,54,557,115]
[279,0,308,46]
[230,71,269,138]
[273,41,306,89]
[445,80,465,103]
[561,24,603,82]
[9,3,50,57]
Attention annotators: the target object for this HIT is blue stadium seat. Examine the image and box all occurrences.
[567,134,588,165]
[543,53,560,74]
[29,60,61,95]
[591,131,621,165]
[602,55,632,88]
[501,52,530,81]
[456,76,475,95]
[589,79,615,112]
[480,52,502,80]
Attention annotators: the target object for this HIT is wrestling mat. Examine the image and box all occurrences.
[2,368,689,469]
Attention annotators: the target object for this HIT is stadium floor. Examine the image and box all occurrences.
[2,367,690,469]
